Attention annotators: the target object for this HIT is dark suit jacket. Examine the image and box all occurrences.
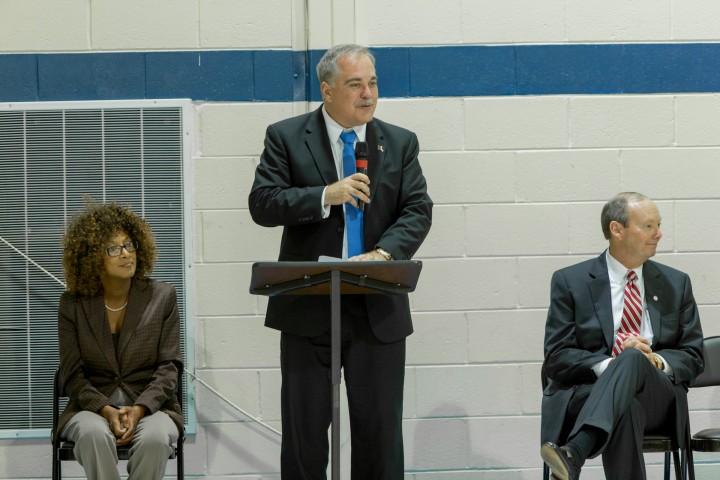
[541,252,704,446]
[249,107,432,342]
[57,279,183,436]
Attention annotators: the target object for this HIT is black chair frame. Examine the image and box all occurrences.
[688,336,720,471]
[52,365,185,480]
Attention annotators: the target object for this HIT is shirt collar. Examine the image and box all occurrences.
[606,249,644,285]
[321,105,366,143]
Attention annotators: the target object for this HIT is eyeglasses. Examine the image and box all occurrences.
[106,241,138,257]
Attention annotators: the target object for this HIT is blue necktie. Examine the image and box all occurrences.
[339,130,364,257]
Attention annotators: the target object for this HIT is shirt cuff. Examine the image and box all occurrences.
[321,187,330,219]
[656,353,673,376]
[592,357,613,377]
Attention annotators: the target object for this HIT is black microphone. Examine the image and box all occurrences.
[355,141,368,211]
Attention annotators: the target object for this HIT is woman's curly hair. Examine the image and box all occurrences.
[62,200,157,296]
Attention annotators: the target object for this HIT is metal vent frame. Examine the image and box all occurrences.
[0,99,195,439]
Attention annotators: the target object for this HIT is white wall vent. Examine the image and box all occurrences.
[0,99,194,438]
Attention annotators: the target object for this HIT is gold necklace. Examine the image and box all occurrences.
[104,301,128,312]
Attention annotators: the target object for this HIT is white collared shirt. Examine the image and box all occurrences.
[320,106,367,259]
[606,250,652,345]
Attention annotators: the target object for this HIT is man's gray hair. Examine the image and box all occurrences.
[316,44,375,86]
[601,192,650,240]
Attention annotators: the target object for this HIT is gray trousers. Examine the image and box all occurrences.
[61,410,179,480]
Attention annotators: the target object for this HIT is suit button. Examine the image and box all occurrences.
[337,227,343,233]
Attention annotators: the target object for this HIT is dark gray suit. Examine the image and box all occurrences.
[249,106,432,479]
[541,252,704,477]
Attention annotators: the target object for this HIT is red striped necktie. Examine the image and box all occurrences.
[613,270,642,357]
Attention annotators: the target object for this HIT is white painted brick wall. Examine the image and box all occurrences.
[569,96,675,148]
[466,204,570,256]
[461,1,566,44]
[194,157,258,210]
[565,0,671,41]
[92,0,199,49]
[198,103,295,157]
[366,0,464,45]
[420,151,516,204]
[516,150,621,202]
[676,95,720,145]
[375,99,466,152]
[465,97,569,150]
[673,2,720,39]
[621,147,720,197]
[200,317,279,369]
[0,0,88,52]
[199,0,293,48]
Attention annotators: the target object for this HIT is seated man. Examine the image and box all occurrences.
[540,192,704,480]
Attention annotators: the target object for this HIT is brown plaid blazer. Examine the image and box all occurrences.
[56,279,183,436]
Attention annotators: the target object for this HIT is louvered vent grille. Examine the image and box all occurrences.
[0,100,192,438]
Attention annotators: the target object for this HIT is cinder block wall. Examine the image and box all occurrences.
[2,1,720,479]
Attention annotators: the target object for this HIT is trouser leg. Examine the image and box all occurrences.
[61,410,121,480]
[568,348,676,478]
[344,315,405,480]
[601,399,646,480]
[279,297,407,480]
[127,410,179,480]
[280,332,333,480]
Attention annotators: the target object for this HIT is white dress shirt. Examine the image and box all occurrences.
[319,105,367,259]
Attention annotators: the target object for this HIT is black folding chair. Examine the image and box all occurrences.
[52,365,184,480]
[688,336,720,472]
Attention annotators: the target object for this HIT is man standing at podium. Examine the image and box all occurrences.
[249,44,432,479]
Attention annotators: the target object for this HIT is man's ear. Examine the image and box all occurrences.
[321,82,331,102]
[609,220,623,240]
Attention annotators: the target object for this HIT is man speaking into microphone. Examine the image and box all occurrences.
[249,44,433,479]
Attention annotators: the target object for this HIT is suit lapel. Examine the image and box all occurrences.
[365,120,385,217]
[642,261,663,347]
[587,253,616,352]
[82,296,119,372]
[304,108,337,186]
[117,281,151,359]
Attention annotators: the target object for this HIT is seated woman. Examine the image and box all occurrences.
[56,201,182,480]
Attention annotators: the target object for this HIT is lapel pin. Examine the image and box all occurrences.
[653,295,658,301]
[377,145,384,153]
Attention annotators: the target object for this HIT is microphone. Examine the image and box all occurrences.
[355,141,368,211]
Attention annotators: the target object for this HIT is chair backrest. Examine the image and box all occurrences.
[690,336,720,388]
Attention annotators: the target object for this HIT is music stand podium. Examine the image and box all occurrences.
[249,260,422,480]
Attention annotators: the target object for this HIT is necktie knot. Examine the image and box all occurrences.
[340,130,357,147]
[626,270,637,284]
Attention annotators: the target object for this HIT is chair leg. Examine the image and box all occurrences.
[672,450,684,480]
[177,445,184,480]
[52,447,60,480]
[685,446,695,480]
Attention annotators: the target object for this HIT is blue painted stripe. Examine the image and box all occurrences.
[2,44,720,103]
